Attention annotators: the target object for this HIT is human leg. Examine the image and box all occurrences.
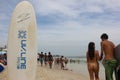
[88,69,94,80]
[94,64,99,80]
[88,64,94,80]
[104,59,117,80]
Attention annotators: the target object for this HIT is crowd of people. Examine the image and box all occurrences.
[37,52,69,70]
[0,33,120,80]
[38,52,54,69]
[54,56,68,70]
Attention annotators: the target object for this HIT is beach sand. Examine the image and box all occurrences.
[0,64,90,80]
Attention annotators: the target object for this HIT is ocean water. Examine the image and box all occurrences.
[67,57,115,80]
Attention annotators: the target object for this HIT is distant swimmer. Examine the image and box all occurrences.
[100,33,117,80]
[86,42,100,80]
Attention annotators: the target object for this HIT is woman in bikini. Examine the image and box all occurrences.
[86,42,100,80]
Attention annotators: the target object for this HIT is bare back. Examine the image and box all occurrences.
[87,50,99,71]
[87,50,99,63]
[101,40,115,60]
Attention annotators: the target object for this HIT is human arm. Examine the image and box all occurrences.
[96,50,100,61]
[100,42,104,60]
[86,52,89,62]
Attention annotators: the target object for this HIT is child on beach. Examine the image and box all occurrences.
[86,42,100,80]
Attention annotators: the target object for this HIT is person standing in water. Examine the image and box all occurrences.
[86,42,100,80]
[100,33,117,80]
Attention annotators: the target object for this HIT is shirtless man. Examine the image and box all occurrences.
[48,52,53,69]
[86,42,100,80]
[100,33,117,80]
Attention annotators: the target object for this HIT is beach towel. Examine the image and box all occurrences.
[103,59,117,80]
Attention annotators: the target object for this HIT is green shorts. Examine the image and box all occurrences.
[104,59,117,80]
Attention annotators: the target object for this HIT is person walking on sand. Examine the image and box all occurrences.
[39,52,44,66]
[48,52,53,69]
[100,33,117,80]
[64,57,68,68]
[44,53,48,66]
[60,56,66,70]
[86,42,100,80]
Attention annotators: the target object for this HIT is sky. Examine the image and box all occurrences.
[0,0,120,56]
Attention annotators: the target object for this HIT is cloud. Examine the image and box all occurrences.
[33,0,82,18]
[33,0,120,26]
[37,15,120,55]
[33,0,120,16]
[0,0,120,56]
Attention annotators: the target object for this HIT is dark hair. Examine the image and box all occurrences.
[88,42,95,60]
[48,52,51,55]
[101,33,108,39]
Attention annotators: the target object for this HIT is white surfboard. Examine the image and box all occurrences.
[7,1,37,80]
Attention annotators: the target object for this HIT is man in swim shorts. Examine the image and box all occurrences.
[100,33,117,80]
